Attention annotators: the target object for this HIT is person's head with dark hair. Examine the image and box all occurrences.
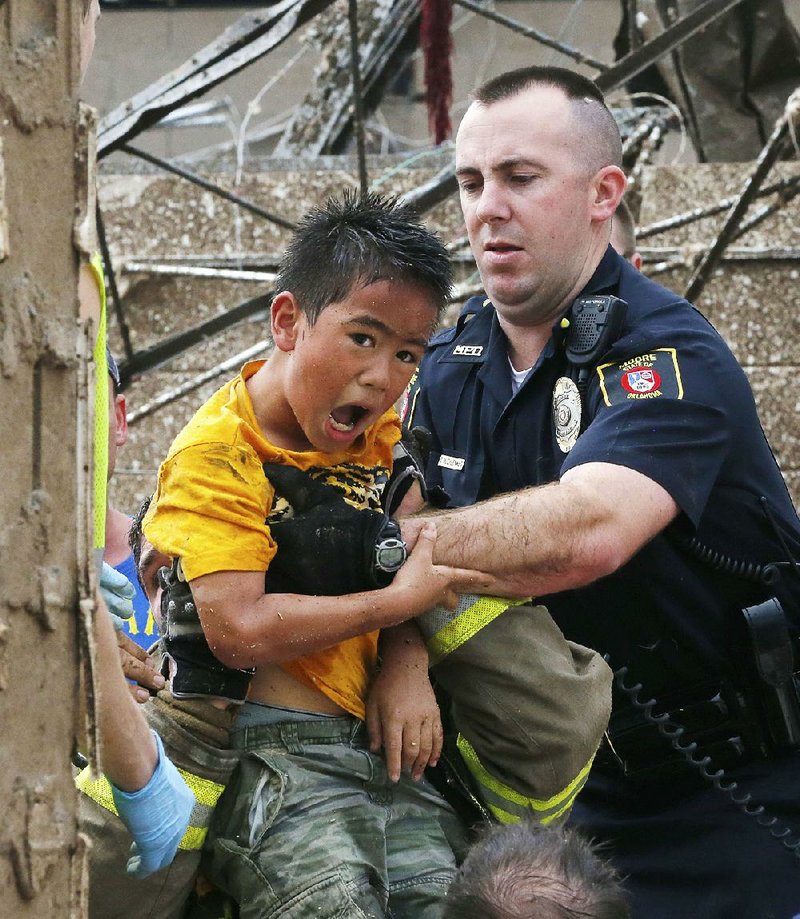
[274,190,453,327]
[106,345,127,482]
[245,192,450,454]
[455,66,627,341]
[443,820,630,919]
[609,197,642,270]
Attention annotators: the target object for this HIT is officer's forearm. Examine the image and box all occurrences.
[402,463,678,597]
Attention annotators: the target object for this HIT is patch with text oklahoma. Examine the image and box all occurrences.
[596,348,683,406]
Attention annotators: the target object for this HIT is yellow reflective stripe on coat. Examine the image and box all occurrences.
[75,765,225,850]
[456,734,595,826]
[417,595,529,666]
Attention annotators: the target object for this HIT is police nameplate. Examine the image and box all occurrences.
[553,377,581,453]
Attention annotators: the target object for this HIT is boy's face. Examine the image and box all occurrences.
[272,279,438,453]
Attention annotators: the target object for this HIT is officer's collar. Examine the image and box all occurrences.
[435,297,494,364]
[436,247,623,367]
[575,245,623,298]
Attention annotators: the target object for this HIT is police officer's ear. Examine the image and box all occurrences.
[270,291,304,353]
[590,165,627,224]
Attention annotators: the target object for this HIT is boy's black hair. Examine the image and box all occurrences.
[274,191,453,325]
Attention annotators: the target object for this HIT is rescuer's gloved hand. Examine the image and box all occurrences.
[111,731,194,879]
[264,463,406,595]
[100,561,136,629]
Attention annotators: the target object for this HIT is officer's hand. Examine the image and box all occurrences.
[116,630,165,703]
[111,732,195,879]
[100,561,136,628]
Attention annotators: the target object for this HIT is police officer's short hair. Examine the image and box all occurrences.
[274,191,453,325]
[472,66,622,172]
[443,819,630,919]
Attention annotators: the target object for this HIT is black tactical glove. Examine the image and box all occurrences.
[263,463,407,595]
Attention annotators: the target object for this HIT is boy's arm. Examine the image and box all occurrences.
[191,524,493,669]
[366,620,442,782]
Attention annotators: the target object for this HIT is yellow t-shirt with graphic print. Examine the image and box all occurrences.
[143,360,400,720]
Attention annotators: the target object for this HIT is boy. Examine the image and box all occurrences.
[143,193,491,918]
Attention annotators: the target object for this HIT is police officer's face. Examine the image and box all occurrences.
[456,85,603,328]
[270,280,437,453]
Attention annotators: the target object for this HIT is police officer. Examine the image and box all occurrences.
[401,66,800,918]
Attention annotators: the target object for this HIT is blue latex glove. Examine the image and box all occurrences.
[110,731,195,879]
[100,561,136,630]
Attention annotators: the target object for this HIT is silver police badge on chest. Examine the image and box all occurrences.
[552,377,581,453]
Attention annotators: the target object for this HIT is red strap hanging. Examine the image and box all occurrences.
[421,0,453,145]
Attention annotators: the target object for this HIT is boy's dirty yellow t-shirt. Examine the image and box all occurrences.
[144,360,400,720]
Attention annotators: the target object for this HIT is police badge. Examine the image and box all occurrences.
[553,377,581,453]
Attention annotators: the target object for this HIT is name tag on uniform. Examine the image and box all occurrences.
[452,345,483,357]
[438,454,465,471]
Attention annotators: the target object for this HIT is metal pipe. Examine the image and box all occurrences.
[348,0,369,196]
[684,112,791,301]
[120,144,298,232]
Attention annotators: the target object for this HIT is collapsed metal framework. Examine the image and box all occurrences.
[98,0,800,402]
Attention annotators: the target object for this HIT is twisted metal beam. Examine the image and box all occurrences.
[121,144,298,232]
[684,107,793,301]
[98,0,334,157]
[595,0,747,92]
[451,0,607,71]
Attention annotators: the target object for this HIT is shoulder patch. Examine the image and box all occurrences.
[596,348,683,407]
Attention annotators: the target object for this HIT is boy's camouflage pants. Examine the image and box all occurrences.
[205,716,467,919]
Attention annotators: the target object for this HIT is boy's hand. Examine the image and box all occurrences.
[391,522,495,611]
[366,623,442,783]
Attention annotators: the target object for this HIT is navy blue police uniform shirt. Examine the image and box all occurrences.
[405,246,800,701]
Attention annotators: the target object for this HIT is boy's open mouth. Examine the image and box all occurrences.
[329,403,368,432]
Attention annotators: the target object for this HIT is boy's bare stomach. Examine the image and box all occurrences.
[249,663,348,716]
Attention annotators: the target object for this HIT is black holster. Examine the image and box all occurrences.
[160,560,254,703]
[742,597,800,751]
[601,600,800,789]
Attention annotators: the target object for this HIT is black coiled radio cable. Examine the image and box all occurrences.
[610,663,800,860]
